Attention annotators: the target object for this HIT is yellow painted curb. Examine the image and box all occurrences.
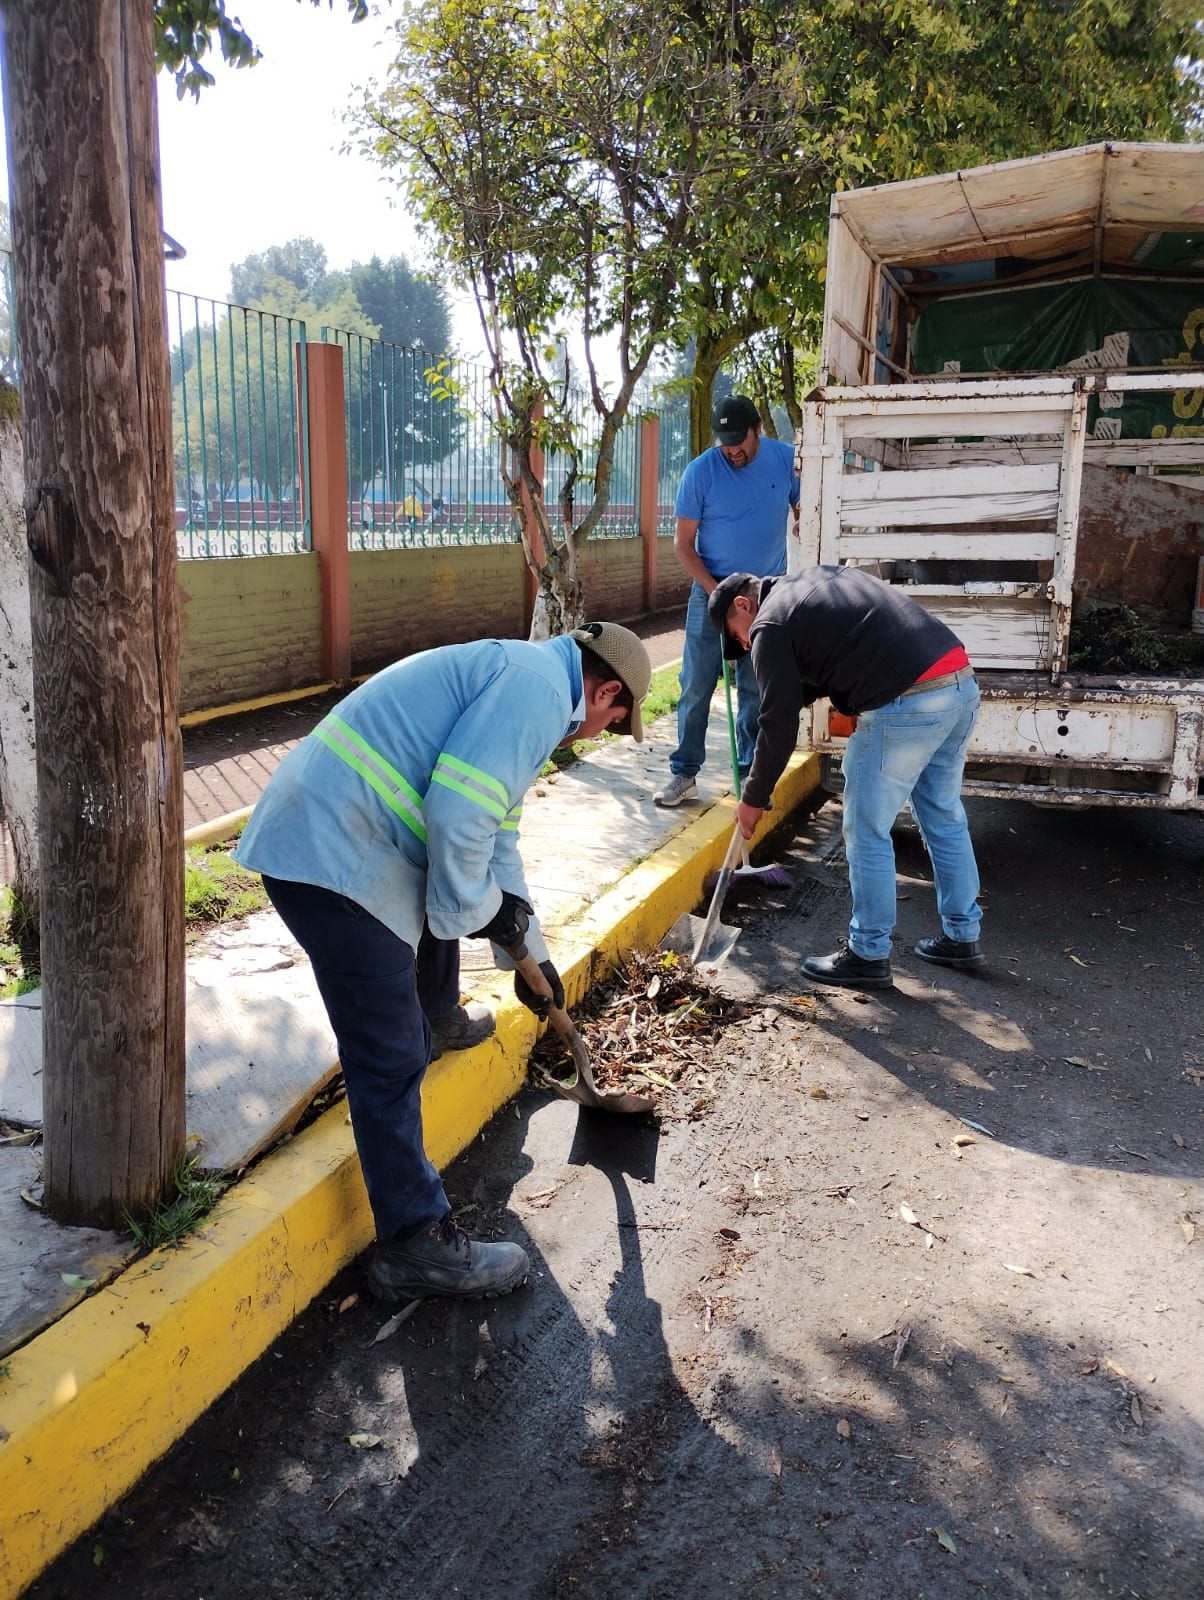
[0,752,820,1598]
[184,808,252,850]
[179,681,338,729]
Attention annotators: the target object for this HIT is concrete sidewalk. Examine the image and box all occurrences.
[0,681,820,1599]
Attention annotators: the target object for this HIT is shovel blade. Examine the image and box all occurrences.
[664,913,741,971]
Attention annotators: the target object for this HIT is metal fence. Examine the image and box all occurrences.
[322,329,518,550]
[656,404,692,533]
[325,328,643,550]
[0,257,678,559]
[169,291,309,558]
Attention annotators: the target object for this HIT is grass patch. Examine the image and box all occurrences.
[184,842,268,935]
[124,1155,228,1250]
[0,843,267,990]
[542,659,681,774]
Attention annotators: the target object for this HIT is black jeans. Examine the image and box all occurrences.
[263,876,460,1241]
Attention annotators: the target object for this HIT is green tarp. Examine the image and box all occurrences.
[911,276,1204,439]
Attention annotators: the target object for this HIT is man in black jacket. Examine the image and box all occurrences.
[710,567,984,989]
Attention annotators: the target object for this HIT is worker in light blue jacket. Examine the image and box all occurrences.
[236,623,652,1304]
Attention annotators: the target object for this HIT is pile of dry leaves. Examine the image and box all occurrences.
[529,948,746,1111]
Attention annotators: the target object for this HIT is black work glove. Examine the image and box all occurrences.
[469,891,533,948]
[514,959,565,1019]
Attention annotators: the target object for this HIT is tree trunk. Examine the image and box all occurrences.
[689,330,743,458]
[0,381,39,926]
[2,0,185,1227]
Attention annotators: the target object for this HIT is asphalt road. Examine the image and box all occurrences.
[30,793,1204,1600]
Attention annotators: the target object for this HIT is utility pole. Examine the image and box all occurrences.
[1,0,186,1225]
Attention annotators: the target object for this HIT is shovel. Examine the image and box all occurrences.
[664,822,744,970]
[506,941,653,1116]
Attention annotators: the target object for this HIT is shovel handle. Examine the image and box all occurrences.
[503,941,654,1116]
[691,823,745,963]
[506,943,596,1081]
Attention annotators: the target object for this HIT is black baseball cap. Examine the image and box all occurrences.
[707,571,758,659]
[711,395,761,445]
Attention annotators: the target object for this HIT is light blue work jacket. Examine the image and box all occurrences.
[236,636,589,962]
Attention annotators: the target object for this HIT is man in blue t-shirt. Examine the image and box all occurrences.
[654,395,800,807]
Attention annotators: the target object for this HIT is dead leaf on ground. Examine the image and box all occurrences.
[836,1418,852,1440]
[934,1527,958,1554]
[348,1433,382,1450]
[1003,1263,1036,1277]
[1179,1214,1196,1245]
[337,1294,359,1314]
[1064,1056,1107,1072]
[1130,1395,1144,1428]
[952,1133,975,1148]
[899,1203,920,1227]
[892,1326,912,1369]
[768,1443,782,1478]
[1066,953,1091,967]
[59,1273,96,1291]
[809,1085,830,1100]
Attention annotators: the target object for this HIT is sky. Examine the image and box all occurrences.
[0,0,485,358]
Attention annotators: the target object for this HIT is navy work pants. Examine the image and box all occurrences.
[262,876,460,1242]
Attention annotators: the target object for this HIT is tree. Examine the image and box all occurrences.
[670,0,1204,449]
[230,237,334,304]
[0,0,371,1230]
[1,0,185,1227]
[357,0,772,631]
[345,255,451,351]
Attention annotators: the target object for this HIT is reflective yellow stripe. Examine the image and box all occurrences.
[434,752,510,806]
[500,804,522,833]
[430,753,510,821]
[314,717,427,843]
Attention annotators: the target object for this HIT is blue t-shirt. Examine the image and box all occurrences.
[674,437,798,579]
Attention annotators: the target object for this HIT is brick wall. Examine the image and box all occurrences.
[349,544,527,674]
[179,554,322,713]
[580,538,645,618]
[179,535,693,711]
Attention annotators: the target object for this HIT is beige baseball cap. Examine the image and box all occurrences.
[570,621,652,741]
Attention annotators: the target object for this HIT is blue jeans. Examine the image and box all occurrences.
[840,678,982,961]
[671,582,761,778]
[262,876,460,1242]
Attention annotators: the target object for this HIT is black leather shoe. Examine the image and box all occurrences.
[428,1002,496,1061]
[366,1216,529,1302]
[802,945,893,990]
[914,935,985,969]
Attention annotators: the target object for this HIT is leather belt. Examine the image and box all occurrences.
[899,666,976,698]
